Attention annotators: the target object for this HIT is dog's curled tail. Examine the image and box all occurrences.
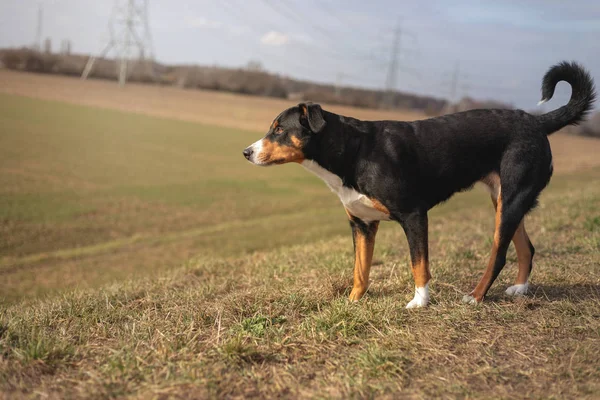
[536,61,596,135]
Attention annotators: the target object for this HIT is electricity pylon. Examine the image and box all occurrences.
[81,0,155,86]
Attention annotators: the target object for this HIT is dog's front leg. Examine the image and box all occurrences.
[347,212,379,302]
[398,210,431,308]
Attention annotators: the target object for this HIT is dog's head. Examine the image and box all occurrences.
[243,103,326,166]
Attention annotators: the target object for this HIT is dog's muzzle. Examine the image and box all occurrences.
[243,140,263,164]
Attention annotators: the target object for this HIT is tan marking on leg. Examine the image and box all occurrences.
[412,256,431,288]
[489,191,532,286]
[471,192,503,301]
[512,219,532,285]
[474,173,534,301]
[348,213,379,301]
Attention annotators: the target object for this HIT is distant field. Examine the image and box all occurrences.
[0,93,350,303]
[0,69,426,133]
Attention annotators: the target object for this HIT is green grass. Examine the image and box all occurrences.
[1,93,600,398]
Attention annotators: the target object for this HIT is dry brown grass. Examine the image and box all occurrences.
[1,168,599,399]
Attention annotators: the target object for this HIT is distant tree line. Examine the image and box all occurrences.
[7,45,600,138]
[0,48,457,114]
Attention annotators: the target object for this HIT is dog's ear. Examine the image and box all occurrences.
[300,103,326,133]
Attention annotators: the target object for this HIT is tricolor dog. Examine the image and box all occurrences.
[243,62,595,308]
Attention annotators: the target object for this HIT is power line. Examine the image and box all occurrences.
[218,0,382,82]
[256,0,401,92]
[259,0,385,63]
[310,0,391,45]
[217,0,340,78]
[216,1,417,94]
[262,0,327,38]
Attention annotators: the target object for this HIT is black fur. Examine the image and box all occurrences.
[538,61,596,134]
[349,217,378,256]
[296,62,595,216]
[303,103,327,133]
[348,215,374,238]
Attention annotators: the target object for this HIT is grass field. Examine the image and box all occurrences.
[0,93,352,304]
[1,72,600,398]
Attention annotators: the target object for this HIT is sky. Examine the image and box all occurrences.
[1,0,599,110]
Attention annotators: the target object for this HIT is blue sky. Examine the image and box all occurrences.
[1,0,599,110]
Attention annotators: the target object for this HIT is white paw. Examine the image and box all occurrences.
[406,284,429,309]
[406,296,428,308]
[462,294,479,305]
[505,282,529,296]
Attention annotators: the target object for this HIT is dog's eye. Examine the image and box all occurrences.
[274,127,284,134]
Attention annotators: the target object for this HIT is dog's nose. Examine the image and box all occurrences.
[243,147,253,160]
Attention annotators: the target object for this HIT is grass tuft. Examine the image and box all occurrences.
[584,215,600,232]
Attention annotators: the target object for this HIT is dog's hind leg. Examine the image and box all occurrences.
[464,174,541,304]
[505,219,535,296]
[347,213,379,302]
[480,172,536,299]
[489,191,535,296]
[463,190,516,304]
[398,210,431,308]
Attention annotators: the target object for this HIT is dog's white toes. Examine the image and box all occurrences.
[462,294,479,305]
[406,284,429,309]
[505,283,529,296]
[405,297,428,309]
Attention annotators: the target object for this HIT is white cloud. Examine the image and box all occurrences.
[260,31,289,46]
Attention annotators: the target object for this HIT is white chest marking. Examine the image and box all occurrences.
[301,160,390,222]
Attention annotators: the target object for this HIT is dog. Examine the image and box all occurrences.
[243,61,595,308]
